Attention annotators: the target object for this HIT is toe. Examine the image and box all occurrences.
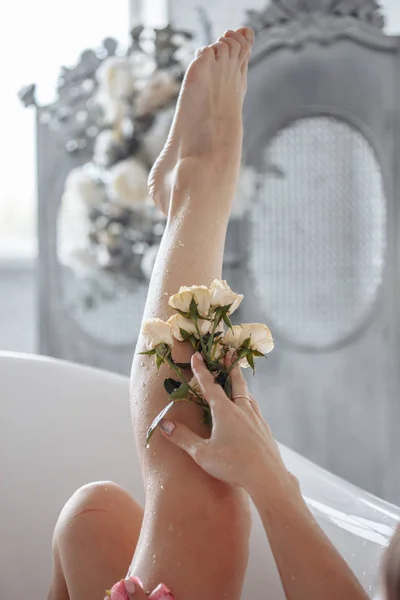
[210,40,229,60]
[218,32,241,59]
[225,29,252,60]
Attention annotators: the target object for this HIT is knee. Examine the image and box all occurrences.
[53,481,141,546]
[61,481,126,516]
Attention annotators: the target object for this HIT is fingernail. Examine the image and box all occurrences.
[194,352,203,362]
[160,419,175,435]
[149,583,174,599]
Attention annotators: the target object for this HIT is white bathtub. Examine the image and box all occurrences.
[1,352,398,599]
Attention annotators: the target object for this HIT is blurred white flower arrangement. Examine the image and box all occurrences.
[21,24,260,284]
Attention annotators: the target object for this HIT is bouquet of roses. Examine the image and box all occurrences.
[140,279,274,444]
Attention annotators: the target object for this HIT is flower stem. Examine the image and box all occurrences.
[226,355,243,374]
[207,313,219,354]
[193,320,208,356]
[165,356,204,403]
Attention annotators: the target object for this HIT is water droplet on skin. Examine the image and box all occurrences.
[160,485,165,490]
[146,444,150,449]
[168,522,174,532]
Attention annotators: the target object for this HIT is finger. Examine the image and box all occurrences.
[160,419,206,460]
[250,395,262,418]
[225,351,252,411]
[123,576,147,599]
[191,353,229,409]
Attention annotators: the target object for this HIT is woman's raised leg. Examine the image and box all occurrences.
[129,27,254,600]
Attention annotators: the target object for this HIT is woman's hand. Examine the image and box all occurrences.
[108,577,173,600]
[159,351,294,495]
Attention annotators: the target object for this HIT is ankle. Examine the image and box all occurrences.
[168,157,237,218]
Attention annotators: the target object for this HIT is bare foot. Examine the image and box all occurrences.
[148,27,254,216]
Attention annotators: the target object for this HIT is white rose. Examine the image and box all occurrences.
[223,325,243,349]
[97,57,136,100]
[64,167,105,208]
[231,166,258,219]
[239,323,274,355]
[169,285,212,317]
[210,279,243,315]
[168,314,210,341]
[107,158,149,208]
[142,318,174,350]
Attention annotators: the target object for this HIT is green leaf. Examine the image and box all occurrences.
[241,337,251,350]
[188,335,199,350]
[174,308,191,318]
[155,343,169,358]
[170,382,189,399]
[164,378,181,395]
[179,328,191,341]
[222,312,233,331]
[146,400,176,445]
[189,296,198,319]
[247,353,256,374]
[138,349,156,356]
[156,354,164,370]
[253,350,266,358]
[224,376,232,399]
[174,362,192,369]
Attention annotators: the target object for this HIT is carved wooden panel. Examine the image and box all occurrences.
[242,0,400,502]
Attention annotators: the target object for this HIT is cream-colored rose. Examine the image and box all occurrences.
[168,314,210,341]
[223,325,243,349]
[169,285,212,317]
[142,318,174,350]
[107,158,149,208]
[210,279,243,315]
[239,323,274,355]
[97,57,136,99]
[64,167,106,208]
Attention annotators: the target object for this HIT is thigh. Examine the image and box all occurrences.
[49,481,143,600]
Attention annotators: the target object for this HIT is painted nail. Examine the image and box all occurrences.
[149,583,174,599]
[160,419,176,435]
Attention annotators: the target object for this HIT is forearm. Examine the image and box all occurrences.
[249,473,368,600]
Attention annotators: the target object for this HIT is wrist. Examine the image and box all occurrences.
[247,467,305,512]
